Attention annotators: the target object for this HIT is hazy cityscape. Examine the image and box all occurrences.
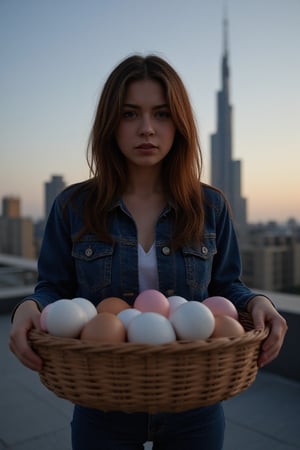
[1,16,300,296]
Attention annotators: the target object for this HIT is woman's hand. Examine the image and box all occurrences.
[9,300,43,371]
[247,296,288,368]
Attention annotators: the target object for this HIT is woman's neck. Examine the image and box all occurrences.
[125,165,164,197]
[122,167,167,252]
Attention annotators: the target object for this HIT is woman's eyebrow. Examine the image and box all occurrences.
[122,103,169,109]
[153,104,169,110]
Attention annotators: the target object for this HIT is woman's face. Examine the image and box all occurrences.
[115,79,176,170]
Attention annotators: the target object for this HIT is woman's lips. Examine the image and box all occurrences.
[136,143,157,149]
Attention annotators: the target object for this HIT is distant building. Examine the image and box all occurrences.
[45,175,66,220]
[210,17,247,229]
[2,196,20,218]
[0,197,35,258]
[241,221,300,292]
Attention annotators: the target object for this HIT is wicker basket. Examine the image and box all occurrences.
[29,312,268,413]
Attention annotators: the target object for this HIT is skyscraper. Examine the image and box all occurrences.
[0,196,35,258]
[2,197,20,218]
[44,175,66,220]
[210,17,247,228]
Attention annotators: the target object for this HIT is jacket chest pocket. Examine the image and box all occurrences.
[182,236,217,291]
[72,241,114,293]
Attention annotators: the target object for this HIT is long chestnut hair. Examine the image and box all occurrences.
[79,54,205,247]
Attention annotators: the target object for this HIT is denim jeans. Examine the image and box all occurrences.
[71,403,225,450]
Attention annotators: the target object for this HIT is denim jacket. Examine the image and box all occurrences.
[25,182,259,311]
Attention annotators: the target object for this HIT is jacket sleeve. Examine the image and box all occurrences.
[208,192,261,311]
[22,195,77,308]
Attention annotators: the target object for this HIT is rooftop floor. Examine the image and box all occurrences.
[1,312,299,450]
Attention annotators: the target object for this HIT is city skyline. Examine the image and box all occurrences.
[1,0,299,223]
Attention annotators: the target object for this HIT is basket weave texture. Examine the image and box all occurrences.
[29,312,268,413]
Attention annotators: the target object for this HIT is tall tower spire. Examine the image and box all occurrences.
[210,16,247,229]
[222,9,230,95]
[223,9,229,57]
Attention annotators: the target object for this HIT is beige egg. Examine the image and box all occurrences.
[80,312,126,343]
[96,297,131,315]
[211,315,245,338]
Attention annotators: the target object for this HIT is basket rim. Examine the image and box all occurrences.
[29,326,268,355]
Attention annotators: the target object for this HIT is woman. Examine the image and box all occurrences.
[9,54,287,450]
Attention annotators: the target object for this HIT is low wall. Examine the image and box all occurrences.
[259,290,300,382]
[0,287,36,314]
[263,309,299,382]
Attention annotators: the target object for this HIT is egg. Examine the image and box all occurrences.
[46,299,88,338]
[134,289,170,317]
[202,296,238,319]
[169,301,215,340]
[96,297,131,315]
[117,308,141,330]
[40,303,53,331]
[127,312,176,345]
[72,297,97,320]
[80,312,126,343]
[167,295,188,316]
[211,315,245,338]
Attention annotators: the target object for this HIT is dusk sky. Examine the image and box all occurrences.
[1,0,299,223]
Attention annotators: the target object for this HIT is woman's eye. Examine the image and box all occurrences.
[156,110,171,119]
[122,110,137,119]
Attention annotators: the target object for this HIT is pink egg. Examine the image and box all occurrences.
[134,289,170,317]
[40,304,53,331]
[202,296,238,319]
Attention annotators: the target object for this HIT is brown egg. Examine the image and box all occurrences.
[80,312,126,343]
[211,315,245,338]
[96,297,131,315]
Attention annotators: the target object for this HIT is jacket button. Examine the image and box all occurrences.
[201,246,208,255]
[162,246,171,256]
[85,247,93,257]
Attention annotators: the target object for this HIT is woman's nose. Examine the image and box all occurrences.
[139,115,155,136]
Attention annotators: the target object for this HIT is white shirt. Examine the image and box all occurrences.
[138,242,159,292]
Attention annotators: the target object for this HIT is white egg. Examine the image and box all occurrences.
[40,303,53,331]
[117,308,141,330]
[167,295,188,316]
[72,297,97,320]
[170,301,215,340]
[46,299,89,338]
[127,312,176,345]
